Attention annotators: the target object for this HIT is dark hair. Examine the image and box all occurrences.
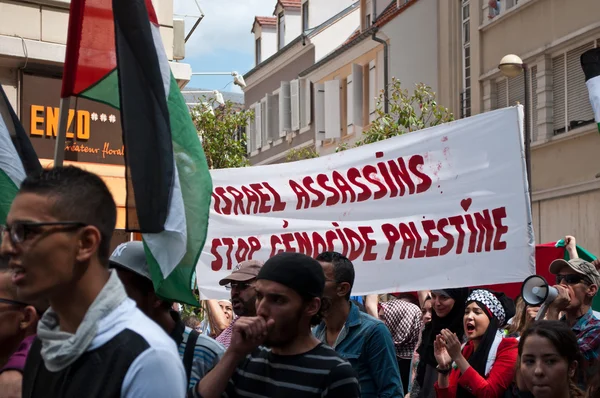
[19,167,117,265]
[519,321,584,398]
[182,315,200,329]
[315,251,354,300]
[303,295,331,326]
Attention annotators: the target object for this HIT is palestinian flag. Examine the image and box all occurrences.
[0,86,41,224]
[61,0,212,305]
[581,48,600,133]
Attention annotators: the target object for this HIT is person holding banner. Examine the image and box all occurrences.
[412,288,470,398]
[313,251,403,397]
[434,289,518,398]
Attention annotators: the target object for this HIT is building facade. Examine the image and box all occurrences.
[439,0,600,255]
[244,0,360,165]
[0,0,190,247]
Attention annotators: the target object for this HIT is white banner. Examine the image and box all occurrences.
[197,106,535,299]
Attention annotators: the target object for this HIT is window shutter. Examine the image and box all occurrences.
[553,54,566,133]
[300,79,311,128]
[290,79,300,131]
[324,79,341,139]
[315,83,326,140]
[279,81,291,136]
[369,60,376,119]
[347,73,354,126]
[266,94,279,141]
[495,79,507,109]
[508,73,525,107]
[247,104,256,153]
[255,102,262,149]
[567,42,595,127]
[261,98,268,146]
[352,63,364,127]
[531,66,538,140]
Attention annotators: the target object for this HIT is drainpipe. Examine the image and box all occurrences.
[371,29,389,114]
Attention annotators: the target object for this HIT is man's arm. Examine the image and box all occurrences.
[565,236,579,259]
[0,370,22,398]
[197,317,271,398]
[366,323,404,397]
[325,362,360,398]
[196,350,244,398]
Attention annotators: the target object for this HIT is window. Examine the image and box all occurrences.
[255,37,262,65]
[493,66,537,136]
[278,12,285,50]
[461,0,471,118]
[552,41,596,135]
[302,1,309,31]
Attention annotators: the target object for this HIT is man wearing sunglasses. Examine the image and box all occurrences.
[0,166,186,397]
[0,265,46,398]
[215,260,263,348]
[547,254,600,389]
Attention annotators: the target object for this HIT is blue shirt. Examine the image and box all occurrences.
[314,301,403,397]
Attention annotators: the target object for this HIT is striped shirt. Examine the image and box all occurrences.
[170,312,225,390]
[222,343,360,397]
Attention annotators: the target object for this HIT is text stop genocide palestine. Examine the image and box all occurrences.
[208,153,510,271]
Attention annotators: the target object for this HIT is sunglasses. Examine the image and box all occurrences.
[556,274,591,285]
[225,282,252,291]
[1,221,87,245]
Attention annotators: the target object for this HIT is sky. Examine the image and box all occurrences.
[173,0,276,94]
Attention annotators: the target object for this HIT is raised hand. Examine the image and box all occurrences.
[229,317,273,356]
[434,334,452,368]
[441,329,463,361]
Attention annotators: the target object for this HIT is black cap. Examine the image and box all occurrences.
[257,252,325,298]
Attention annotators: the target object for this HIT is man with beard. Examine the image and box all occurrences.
[314,251,402,397]
[214,260,263,348]
[196,252,360,398]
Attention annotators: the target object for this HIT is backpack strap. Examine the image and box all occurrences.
[183,329,200,383]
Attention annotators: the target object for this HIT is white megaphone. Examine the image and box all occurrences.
[521,275,559,320]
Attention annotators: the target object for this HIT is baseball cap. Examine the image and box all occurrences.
[218,260,263,286]
[109,241,151,281]
[549,258,600,287]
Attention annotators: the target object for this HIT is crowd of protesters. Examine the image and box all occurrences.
[0,166,600,398]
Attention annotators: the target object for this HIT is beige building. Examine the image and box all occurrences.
[0,0,190,246]
[438,0,600,255]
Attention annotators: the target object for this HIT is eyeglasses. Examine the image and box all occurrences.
[556,274,591,285]
[0,298,28,307]
[225,282,252,291]
[1,221,87,245]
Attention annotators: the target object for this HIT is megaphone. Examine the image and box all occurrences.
[521,275,558,320]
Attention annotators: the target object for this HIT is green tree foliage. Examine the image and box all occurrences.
[337,78,454,152]
[191,98,253,169]
[285,145,319,162]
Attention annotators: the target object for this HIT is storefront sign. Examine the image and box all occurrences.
[197,107,535,299]
[21,74,124,165]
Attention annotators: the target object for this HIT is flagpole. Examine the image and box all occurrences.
[54,97,71,167]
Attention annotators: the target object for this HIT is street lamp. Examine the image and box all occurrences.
[191,71,247,88]
[499,54,531,195]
